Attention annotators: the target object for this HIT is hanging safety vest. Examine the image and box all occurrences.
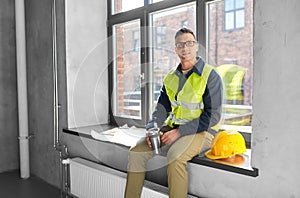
[164,64,218,131]
[215,64,245,101]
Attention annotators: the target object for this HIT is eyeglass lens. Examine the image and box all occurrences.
[175,41,197,48]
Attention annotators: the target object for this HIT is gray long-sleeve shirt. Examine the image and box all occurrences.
[147,57,223,136]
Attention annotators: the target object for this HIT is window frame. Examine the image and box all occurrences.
[107,0,252,140]
[107,0,207,127]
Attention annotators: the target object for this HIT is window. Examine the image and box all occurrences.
[108,0,198,127]
[112,20,141,120]
[133,30,140,52]
[207,0,253,133]
[155,25,167,49]
[224,0,245,31]
[181,20,188,28]
[112,0,169,15]
[150,2,196,114]
[108,0,253,135]
[112,0,144,14]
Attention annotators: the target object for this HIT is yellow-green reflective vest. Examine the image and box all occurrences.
[164,64,218,131]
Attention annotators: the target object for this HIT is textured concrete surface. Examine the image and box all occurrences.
[0,0,19,173]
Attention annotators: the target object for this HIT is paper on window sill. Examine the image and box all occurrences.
[91,126,145,147]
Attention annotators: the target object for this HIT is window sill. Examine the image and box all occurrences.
[63,124,258,177]
[191,149,258,177]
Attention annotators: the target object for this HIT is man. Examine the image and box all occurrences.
[124,28,223,198]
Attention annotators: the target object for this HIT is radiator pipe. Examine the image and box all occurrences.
[15,0,30,179]
[51,0,70,197]
[52,0,59,148]
[62,158,70,195]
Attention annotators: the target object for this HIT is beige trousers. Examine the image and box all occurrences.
[124,130,213,198]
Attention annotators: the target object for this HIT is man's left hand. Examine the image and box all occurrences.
[161,129,181,145]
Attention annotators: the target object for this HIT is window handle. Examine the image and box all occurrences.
[139,73,145,80]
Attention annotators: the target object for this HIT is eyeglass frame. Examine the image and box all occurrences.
[175,40,198,48]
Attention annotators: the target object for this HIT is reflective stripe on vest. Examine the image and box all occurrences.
[167,114,190,124]
[170,100,204,110]
[164,64,215,127]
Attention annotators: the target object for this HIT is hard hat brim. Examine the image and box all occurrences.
[205,150,228,160]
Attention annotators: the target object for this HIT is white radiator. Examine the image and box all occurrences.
[69,157,170,198]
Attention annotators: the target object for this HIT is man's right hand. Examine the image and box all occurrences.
[146,132,163,148]
[146,134,152,148]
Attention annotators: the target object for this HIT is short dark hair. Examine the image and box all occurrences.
[175,28,196,40]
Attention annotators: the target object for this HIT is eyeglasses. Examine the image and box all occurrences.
[175,40,198,48]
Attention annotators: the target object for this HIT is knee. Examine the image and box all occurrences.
[167,158,187,176]
[128,140,153,162]
[166,150,178,164]
[166,150,185,166]
[129,139,151,153]
[127,140,153,172]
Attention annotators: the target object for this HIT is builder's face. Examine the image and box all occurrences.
[174,33,198,62]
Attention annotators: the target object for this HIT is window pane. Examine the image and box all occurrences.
[113,20,141,119]
[236,10,245,28]
[235,0,245,9]
[112,0,144,14]
[133,30,140,51]
[207,0,253,131]
[225,0,234,11]
[149,2,196,112]
[156,26,167,48]
[225,12,234,30]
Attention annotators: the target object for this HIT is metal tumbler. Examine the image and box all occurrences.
[147,127,161,155]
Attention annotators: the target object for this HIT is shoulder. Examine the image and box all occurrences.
[207,68,223,91]
[202,64,220,78]
[164,66,179,80]
[168,66,178,74]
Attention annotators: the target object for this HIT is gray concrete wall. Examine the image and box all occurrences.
[23,0,107,188]
[65,0,108,128]
[0,0,19,172]
[25,0,61,186]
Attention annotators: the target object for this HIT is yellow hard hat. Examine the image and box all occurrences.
[205,130,246,159]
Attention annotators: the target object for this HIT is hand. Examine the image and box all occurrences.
[146,134,152,148]
[146,132,163,148]
[161,129,180,145]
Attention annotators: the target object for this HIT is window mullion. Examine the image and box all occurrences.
[141,10,150,125]
[197,0,206,59]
